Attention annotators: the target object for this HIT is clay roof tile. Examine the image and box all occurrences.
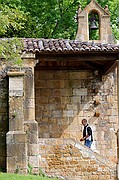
[22,38,119,54]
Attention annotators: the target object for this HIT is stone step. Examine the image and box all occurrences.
[73,139,116,170]
[38,138,117,179]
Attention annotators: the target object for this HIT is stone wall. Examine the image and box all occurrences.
[35,69,118,162]
[0,65,8,171]
[0,61,117,177]
[39,138,116,180]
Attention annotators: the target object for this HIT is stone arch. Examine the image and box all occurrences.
[88,9,100,40]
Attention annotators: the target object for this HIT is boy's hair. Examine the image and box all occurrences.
[82,119,87,123]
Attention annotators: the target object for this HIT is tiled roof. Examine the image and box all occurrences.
[23,38,119,53]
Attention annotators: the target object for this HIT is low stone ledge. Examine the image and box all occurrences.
[7,71,25,76]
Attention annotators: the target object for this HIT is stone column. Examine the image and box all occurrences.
[24,64,39,174]
[117,60,119,179]
[6,71,27,174]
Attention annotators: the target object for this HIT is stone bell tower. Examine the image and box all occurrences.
[76,0,114,44]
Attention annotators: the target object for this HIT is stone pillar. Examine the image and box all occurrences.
[24,65,39,174]
[6,71,27,174]
[117,61,119,179]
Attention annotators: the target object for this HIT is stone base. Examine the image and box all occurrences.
[6,131,27,174]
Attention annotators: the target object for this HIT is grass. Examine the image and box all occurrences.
[0,173,58,180]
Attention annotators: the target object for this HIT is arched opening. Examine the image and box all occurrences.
[89,11,100,40]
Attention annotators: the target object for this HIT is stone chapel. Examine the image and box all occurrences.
[0,0,119,179]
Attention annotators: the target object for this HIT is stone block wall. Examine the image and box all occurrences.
[35,69,118,162]
[38,138,116,180]
[0,62,117,176]
[35,70,90,139]
[0,66,8,171]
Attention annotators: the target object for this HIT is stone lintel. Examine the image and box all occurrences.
[7,71,25,77]
[21,52,35,59]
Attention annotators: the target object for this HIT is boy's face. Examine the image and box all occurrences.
[82,120,87,126]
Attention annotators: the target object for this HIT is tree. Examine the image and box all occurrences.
[0,38,23,65]
[0,0,118,40]
[0,4,27,37]
[0,3,27,64]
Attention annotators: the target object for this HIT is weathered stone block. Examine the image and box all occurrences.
[9,97,24,110]
[24,75,33,89]
[52,89,61,97]
[9,119,24,131]
[24,98,35,109]
[7,143,27,157]
[63,110,74,117]
[9,77,24,97]
[52,110,62,118]
[25,81,34,98]
[7,155,27,174]
[28,144,39,156]
[98,175,111,180]
[24,121,38,132]
[36,80,47,88]
[16,155,27,168]
[28,156,39,167]
[13,133,26,143]
[7,156,16,171]
[73,88,87,96]
[55,71,70,80]
[40,89,51,97]
[37,96,48,104]
[61,89,72,96]
[47,80,60,89]
[27,132,38,143]
[24,108,35,120]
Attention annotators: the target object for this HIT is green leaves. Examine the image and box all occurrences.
[0,38,23,65]
[0,0,118,40]
[0,4,27,37]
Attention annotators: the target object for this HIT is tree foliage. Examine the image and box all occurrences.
[0,3,26,64]
[0,3,27,37]
[0,38,23,65]
[0,0,118,40]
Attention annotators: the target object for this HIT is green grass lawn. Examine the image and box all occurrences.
[0,173,58,180]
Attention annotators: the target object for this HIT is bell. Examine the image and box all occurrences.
[90,19,98,30]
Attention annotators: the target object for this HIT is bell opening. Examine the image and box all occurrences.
[89,11,100,40]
